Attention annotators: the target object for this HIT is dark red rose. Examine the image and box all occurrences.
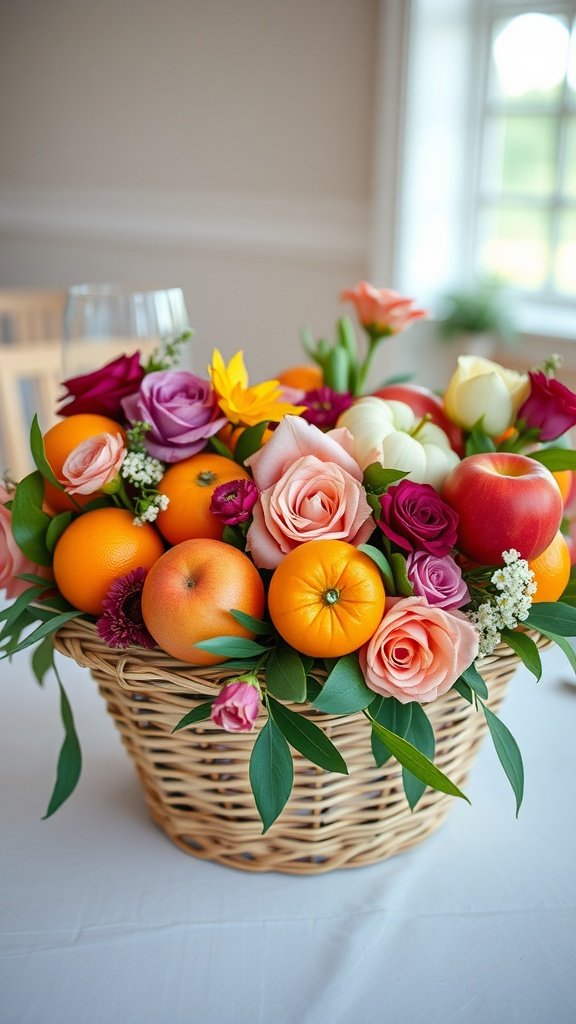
[518,371,576,442]
[58,352,145,419]
[378,479,459,556]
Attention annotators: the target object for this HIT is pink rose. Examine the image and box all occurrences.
[245,415,374,569]
[61,432,126,495]
[359,596,479,704]
[405,551,470,610]
[58,352,144,419]
[341,282,426,337]
[210,679,261,732]
[122,370,226,462]
[0,484,48,599]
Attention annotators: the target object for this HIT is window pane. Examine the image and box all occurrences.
[554,211,576,295]
[565,117,576,198]
[482,115,558,196]
[478,206,551,289]
[490,13,569,107]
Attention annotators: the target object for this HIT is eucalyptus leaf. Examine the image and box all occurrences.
[5,610,79,655]
[402,703,436,810]
[454,679,474,704]
[461,662,489,699]
[43,677,82,818]
[11,472,52,565]
[265,648,307,702]
[481,702,524,816]
[368,716,469,802]
[268,697,348,774]
[526,602,576,637]
[249,716,294,833]
[194,636,271,658]
[31,634,56,686]
[172,700,215,732]
[526,626,576,676]
[500,628,542,681]
[313,654,374,714]
[369,695,413,767]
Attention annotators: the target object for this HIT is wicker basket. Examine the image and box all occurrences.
[53,619,549,875]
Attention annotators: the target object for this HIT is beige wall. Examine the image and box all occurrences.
[0,0,380,378]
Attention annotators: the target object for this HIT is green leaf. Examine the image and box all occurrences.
[172,700,215,732]
[313,654,374,714]
[529,448,576,472]
[306,677,323,702]
[234,421,269,466]
[363,462,408,495]
[228,608,272,636]
[221,524,246,550]
[4,610,80,655]
[500,628,542,681]
[461,662,489,699]
[11,472,52,565]
[45,512,73,554]
[31,634,56,686]
[402,703,436,810]
[369,695,413,767]
[249,716,294,832]
[265,647,307,702]
[324,345,350,392]
[0,583,46,630]
[466,422,496,456]
[358,544,395,593]
[481,702,524,816]
[208,435,234,458]
[390,552,414,597]
[454,679,474,704]
[368,716,470,802]
[268,697,348,774]
[43,677,82,818]
[194,636,271,658]
[527,626,576,675]
[29,414,62,488]
[526,602,576,637]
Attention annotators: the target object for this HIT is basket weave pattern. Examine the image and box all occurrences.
[53,620,549,874]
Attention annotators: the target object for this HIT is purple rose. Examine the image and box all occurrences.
[301,387,354,429]
[209,479,259,525]
[210,679,261,732]
[518,370,576,442]
[58,351,144,419]
[406,551,470,610]
[378,479,459,556]
[122,370,227,462]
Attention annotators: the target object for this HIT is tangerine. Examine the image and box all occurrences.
[43,413,127,513]
[267,539,386,658]
[156,452,251,544]
[528,530,571,603]
[277,365,323,391]
[141,538,265,664]
[52,507,164,615]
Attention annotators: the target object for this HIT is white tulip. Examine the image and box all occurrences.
[444,355,529,436]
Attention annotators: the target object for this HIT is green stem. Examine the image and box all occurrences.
[354,339,380,396]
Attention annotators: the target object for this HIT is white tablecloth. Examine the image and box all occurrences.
[1,636,575,1024]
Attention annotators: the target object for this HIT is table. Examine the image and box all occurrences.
[1,634,575,1024]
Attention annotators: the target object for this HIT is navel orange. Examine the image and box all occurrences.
[528,530,571,604]
[156,452,251,544]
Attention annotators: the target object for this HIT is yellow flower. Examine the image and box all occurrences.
[209,349,305,427]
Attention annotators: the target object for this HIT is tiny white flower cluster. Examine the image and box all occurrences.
[133,493,170,526]
[467,548,537,658]
[121,451,164,487]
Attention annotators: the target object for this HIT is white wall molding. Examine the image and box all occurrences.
[0,184,370,264]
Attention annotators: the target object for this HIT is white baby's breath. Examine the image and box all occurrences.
[467,548,536,657]
[121,451,164,487]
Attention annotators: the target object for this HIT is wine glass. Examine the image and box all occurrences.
[62,284,192,376]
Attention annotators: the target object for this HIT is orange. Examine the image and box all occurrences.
[156,452,251,544]
[267,539,386,658]
[528,530,571,603]
[43,413,127,513]
[277,364,323,391]
[52,507,164,615]
[552,469,573,505]
[141,538,265,664]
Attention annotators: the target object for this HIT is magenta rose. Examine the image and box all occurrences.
[359,596,479,704]
[209,479,259,526]
[210,678,261,732]
[122,370,227,462]
[0,483,49,599]
[517,370,576,442]
[58,352,144,419]
[378,479,459,556]
[245,415,374,569]
[406,551,470,610]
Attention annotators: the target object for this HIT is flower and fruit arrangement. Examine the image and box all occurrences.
[2,282,576,831]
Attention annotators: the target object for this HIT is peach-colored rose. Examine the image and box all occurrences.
[0,483,48,598]
[341,282,426,335]
[245,415,374,569]
[359,596,479,704]
[61,432,126,495]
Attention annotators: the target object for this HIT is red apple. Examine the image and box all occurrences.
[373,384,464,455]
[441,452,563,564]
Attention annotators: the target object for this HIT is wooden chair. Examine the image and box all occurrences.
[0,290,66,481]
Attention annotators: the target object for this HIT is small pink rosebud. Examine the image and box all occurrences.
[210,676,261,732]
[341,281,426,338]
[61,432,126,495]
